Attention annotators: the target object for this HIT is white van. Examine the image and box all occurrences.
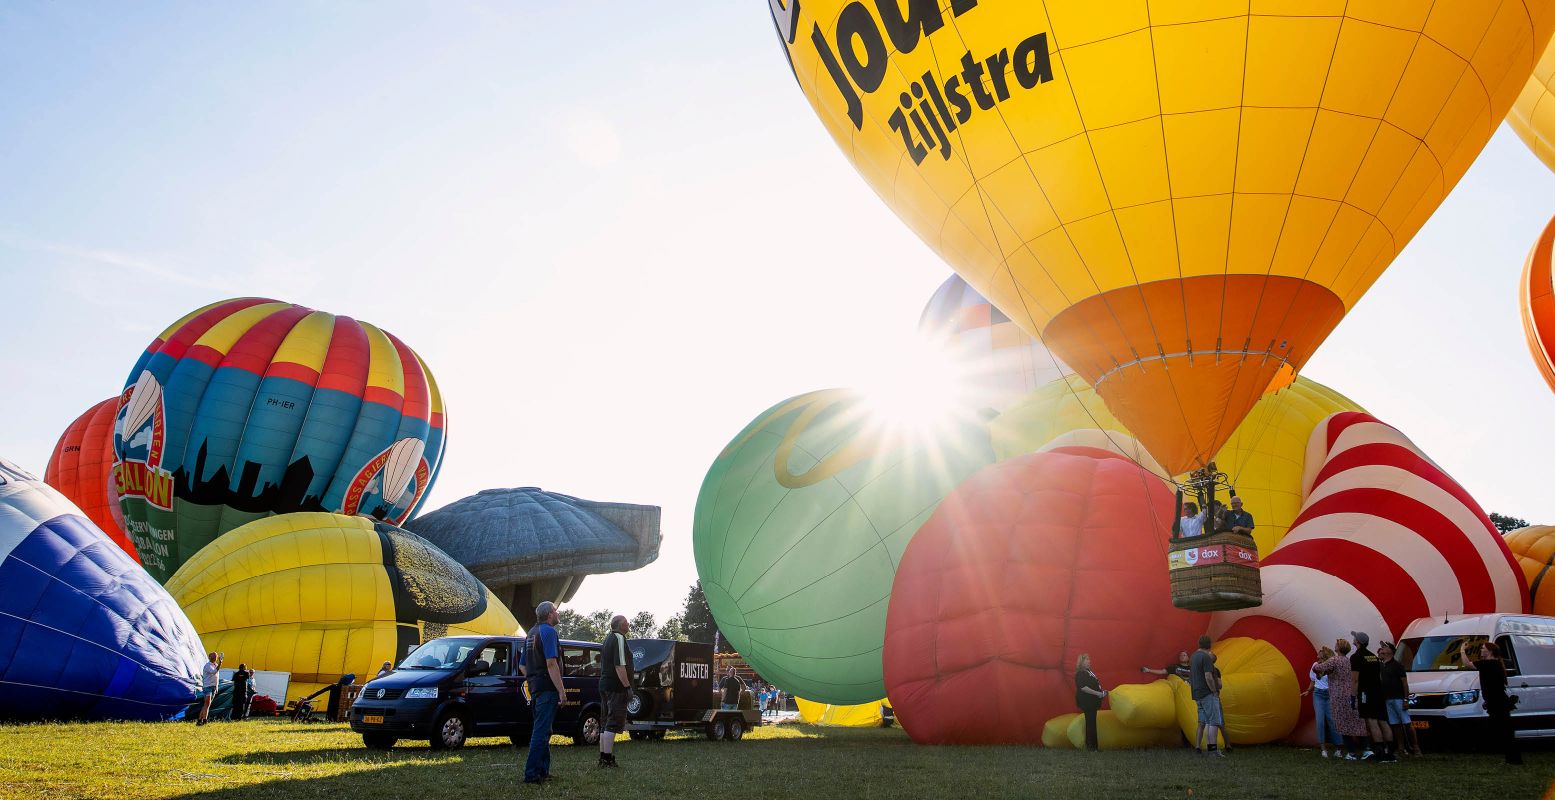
[1399,614,1555,740]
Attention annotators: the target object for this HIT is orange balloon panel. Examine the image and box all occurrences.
[771,2,1555,473]
[1522,215,1555,394]
[1504,526,1555,615]
[1510,36,1555,172]
[45,397,138,562]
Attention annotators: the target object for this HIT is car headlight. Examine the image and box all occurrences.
[1446,690,1479,705]
[404,687,439,700]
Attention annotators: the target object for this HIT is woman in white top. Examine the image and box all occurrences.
[1178,502,1208,538]
[1302,645,1341,757]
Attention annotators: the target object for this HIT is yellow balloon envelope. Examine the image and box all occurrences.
[1504,525,1555,615]
[1511,35,1555,172]
[795,696,891,727]
[166,512,520,703]
[1169,638,1299,746]
[772,1,1554,474]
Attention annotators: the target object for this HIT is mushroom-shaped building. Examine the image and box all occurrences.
[404,488,661,626]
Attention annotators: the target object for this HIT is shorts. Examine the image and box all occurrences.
[602,689,629,733]
[1385,699,1410,725]
[1358,691,1387,721]
[1195,695,1224,727]
[200,686,216,698]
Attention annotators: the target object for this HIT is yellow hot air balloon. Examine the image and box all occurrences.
[1511,35,1555,171]
[1504,525,1555,614]
[166,512,520,703]
[771,2,1555,474]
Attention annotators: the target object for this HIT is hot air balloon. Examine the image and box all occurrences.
[165,512,519,704]
[992,375,1363,554]
[1511,35,1555,172]
[1505,525,1555,615]
[111,298,448,582]
[1522,215,1555,395]
[45,397,137,561]
[693,389,993,705]
[0,458,204,721]
[770,2,1555,474]
[882,448,1207,745]
[919,274,1071,410]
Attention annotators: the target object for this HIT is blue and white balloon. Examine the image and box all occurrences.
[0,458,203,721]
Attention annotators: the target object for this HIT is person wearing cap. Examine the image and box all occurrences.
[1189,635,1226,756]
[1377,641,1420,757]
[597,614,633,769]
[518,601,566,785]
[1214,493,1254,536]
[1349,630,1393,761]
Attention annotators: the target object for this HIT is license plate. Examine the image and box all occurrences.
[363,715,384,725]
[1411,720,1429,729]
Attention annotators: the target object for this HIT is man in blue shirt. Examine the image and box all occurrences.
[519,601,565,785]
[1215,495,1255,536]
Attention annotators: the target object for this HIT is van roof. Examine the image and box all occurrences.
[1400,614,1555,638]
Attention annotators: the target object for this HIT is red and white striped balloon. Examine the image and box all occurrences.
[1212,411,1528,682]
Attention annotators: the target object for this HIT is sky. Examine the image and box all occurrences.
[2,3,1555,627]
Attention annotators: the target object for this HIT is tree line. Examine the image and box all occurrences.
[553,581,723,645]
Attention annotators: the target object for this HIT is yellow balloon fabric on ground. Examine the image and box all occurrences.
[1041,713,1079,748]
[795,697,890,727]
[771,1,1555,475]
[1504,526,1555,615]
[1108,678,1179,730]
[1170,638,1299,746]
[994,376,1362,552]
[1066,710,1181,750]
[166,512,519,703]
[1511,36,1555,172]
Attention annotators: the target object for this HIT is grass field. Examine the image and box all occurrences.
[0,719,1551,800]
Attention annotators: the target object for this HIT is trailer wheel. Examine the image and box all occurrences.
[706,717,728,741]
[726,716,746,741]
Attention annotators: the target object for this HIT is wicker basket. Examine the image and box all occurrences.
[1168,531,1262,612]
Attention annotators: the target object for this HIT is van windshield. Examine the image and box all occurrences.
[399,637,483,670]
[1399,635,1486,672]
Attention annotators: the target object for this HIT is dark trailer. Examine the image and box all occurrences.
[623,639,760,741]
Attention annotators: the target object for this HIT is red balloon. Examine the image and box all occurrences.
[45,397,138,562]
[883,447,1206,744]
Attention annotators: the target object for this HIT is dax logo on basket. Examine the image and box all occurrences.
[1169,543,1260,571]
[679,662,709,680]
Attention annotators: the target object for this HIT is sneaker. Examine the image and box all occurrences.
[1345,753,1357,761]
[1320,751,1330,758]
[1213,749,1227,758]
[1361,750,1374,760]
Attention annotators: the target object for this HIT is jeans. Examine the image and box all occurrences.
[1312,689,1340,745]
[524,691,558,782]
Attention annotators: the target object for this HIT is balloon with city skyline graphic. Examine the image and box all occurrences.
[112,298,448,582]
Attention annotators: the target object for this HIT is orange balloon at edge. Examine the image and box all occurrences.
[45,396,139,562]
[1522,215,1555,396]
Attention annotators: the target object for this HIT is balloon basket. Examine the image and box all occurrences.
[1167,532,1262,612]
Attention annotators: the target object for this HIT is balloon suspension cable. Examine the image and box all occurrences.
[1169,462,1234,540]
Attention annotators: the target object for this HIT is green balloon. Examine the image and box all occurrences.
[693,390,993,704]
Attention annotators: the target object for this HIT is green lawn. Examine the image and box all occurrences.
[0,719,1550,800]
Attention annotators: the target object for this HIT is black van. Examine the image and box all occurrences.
[349,634,605,750]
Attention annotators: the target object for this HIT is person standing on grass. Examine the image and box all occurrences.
[1315,639,1366,759]
[1350,631,1392,761]
[519,600,565,785]
[1190,636,1226,756]
[597,614,633,769]
[1302,646,1342,757]
[1462,641,1521,765]
[719,668,744,711]
[1377,642,1419,757]
[1074,653,1107,751]
[196,651,222,726]
[230,663,252,721]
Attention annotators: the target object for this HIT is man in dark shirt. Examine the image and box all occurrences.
[598,614,634,768]
[719,668,744,710]
[1189,635,1225,755]
[1215,495,1255,536]
[518,601,565,784]
[1143,650,1192,680]
[230,663,252,720]
[1377,641,1420,757]
[1350,630,1392,761]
